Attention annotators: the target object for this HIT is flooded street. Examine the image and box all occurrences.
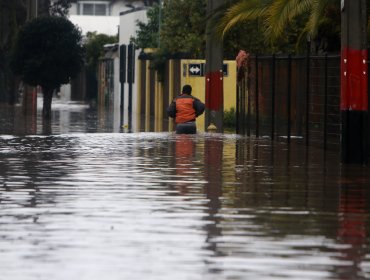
[1,100,370,280]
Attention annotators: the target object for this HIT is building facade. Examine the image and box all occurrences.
[68,0,146,35]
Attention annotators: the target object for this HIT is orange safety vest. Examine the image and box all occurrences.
[175,97,196,123]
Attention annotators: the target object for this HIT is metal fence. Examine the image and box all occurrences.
[236,54,341,151]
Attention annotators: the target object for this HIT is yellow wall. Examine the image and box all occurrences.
[180,59,236,132]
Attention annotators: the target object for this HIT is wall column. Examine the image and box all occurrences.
[205,0,224,132]
[341,0,368,164]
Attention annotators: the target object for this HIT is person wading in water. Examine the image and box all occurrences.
[167,84,205,134]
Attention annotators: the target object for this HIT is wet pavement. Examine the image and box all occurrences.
[0,99,370,280]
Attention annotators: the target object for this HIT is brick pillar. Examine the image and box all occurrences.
[341,0,368,164]
[205,0,223,132]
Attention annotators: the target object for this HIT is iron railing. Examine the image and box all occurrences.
[236,54,341,151]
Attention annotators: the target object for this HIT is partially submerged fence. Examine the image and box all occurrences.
[236,54,342,151]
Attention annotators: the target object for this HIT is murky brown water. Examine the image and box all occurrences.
[0,100,370,280]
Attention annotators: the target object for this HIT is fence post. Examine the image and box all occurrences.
[119,44,126,130]
[236,80,240,134]
[255,55,259,137]
[127,43,135,132]
[271,54,276,140]
[247,58,252,137]
[242,74,247,135]
[324,54,328,150]
[306,48,310,146]
[287,54,292,143]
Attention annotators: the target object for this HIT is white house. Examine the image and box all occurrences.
[68,0,133,36]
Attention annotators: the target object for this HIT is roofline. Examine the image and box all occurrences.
[119,6,148,16]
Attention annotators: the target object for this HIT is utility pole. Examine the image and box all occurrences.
[119,44,126,130]
[205,0,223,133]
[341,0,368,164]
[127,43,135,132]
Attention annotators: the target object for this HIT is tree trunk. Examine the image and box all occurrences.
[42,88,53,119]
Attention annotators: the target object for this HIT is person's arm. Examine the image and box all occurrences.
[166,100,177,118]
[193,98,205,117]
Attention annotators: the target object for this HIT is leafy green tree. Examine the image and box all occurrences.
[0,0,72,104]
[133,0,341,58]
[49,0,72,17]
[85,32,118,71]
[132,0,275,60]
[160,0,206,58]
[132,0,206,58]
[215,0,340,53]
[11,16,84,119]
[222,20,270,58]
[132,1,207,81]
[130,3,161,49]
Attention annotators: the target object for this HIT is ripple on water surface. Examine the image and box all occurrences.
[0,133,370,280]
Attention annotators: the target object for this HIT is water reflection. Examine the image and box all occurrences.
[337,167,369,280]
[174,135,197,195]
[0,101,370,280]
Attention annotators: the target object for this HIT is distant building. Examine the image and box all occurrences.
[69,0,131,16]
[67,0,147,36]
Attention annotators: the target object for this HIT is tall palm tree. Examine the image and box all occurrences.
[216,0,339,48]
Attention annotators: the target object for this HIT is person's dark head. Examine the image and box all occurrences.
[182,84,192,95]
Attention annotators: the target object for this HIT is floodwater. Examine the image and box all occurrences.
[1,99,370,280]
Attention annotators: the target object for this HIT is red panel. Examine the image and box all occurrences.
[205,71,223,111]
[341,48,368,111]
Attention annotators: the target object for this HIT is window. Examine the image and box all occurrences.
[95,4,107,16]
[77,2,109,16]
[82,3,94,15]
